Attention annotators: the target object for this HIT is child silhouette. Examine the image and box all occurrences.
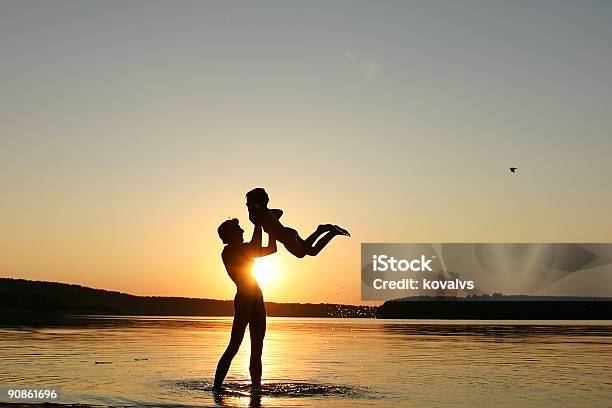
[246,188,349,259]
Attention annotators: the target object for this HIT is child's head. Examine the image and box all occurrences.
[217,218,244,245]
[246,187,269,209]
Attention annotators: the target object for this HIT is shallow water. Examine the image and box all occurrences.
[0,316,611,407]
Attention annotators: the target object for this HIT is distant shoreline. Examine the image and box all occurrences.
[0,278,375,318]
[2,278,610,320]
[0,404,103,408]
[378,299,612,320]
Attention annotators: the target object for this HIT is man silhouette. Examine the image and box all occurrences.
[213,218,276,390]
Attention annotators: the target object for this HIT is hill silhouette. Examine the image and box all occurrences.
[0,278,375,318]
[2,278,609,319]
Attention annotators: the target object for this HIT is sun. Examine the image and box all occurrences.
[252,257,279,289]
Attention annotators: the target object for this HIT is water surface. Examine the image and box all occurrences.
[1,316,611,407]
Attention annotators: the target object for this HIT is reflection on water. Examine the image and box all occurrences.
[177,380,368,398]
[0,315,611,407]
[173,380,372,408]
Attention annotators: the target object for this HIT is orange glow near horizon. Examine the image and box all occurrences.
[2,2,612,305]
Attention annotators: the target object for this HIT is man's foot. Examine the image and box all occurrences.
[212,384,224,393]
[334,225,350,236]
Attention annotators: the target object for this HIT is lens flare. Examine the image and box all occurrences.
[252,257,279,289]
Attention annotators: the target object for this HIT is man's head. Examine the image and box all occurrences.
[217,218,244,245]
[246,187,269,210]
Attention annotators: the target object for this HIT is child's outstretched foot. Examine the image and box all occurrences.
[334,225,350,236]
[317,224,335,232]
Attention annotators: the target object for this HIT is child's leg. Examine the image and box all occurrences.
[307,229,341,256]
[277,228,308,258]
[279,225,349,258]
[303,224,335,248]
[304,225,350,256]
[213,307,249,389]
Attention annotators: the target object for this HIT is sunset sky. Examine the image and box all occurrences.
[1,1,611,304]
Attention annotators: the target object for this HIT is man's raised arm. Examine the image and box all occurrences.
[250,224,263,250]
[257,234,276,257]
[249,225,276,257]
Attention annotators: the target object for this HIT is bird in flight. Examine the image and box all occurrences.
[509,167,518,173]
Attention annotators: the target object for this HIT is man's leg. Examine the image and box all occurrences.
[248,300,267,387]
[214,308,249,389]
